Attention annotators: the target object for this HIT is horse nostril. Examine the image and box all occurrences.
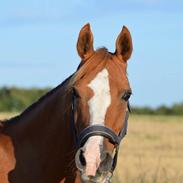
[79,150,86,166]
[75,148,86,171]
[88,175,95,179]
[99,151,113,173]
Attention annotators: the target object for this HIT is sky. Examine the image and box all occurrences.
[0,0,183,107]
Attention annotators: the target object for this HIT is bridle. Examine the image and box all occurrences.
[70,90,131,175]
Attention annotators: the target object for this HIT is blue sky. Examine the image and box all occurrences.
[0,0,183,107]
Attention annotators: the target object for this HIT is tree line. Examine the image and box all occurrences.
[0,87,183,115]
[0,87,50,112]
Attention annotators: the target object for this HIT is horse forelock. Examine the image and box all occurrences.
[68,48,111,87]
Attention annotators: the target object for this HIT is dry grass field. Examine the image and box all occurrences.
[113,115,183,183]
[0,113,183,183]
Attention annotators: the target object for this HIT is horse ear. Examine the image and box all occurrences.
[115,26,133,62]
[77,23,94,60]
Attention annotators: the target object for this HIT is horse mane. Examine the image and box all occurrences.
[2,75,74,127]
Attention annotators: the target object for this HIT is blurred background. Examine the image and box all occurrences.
[0,0,183,182]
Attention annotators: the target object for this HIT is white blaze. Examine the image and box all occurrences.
[84,68,111,176]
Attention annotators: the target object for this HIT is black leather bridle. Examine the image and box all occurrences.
[70,92,131,173]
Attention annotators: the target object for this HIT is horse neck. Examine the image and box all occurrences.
[4,84,75,155]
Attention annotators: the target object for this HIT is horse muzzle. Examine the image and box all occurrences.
[75,147,114,182]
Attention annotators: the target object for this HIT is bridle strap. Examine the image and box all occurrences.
[70,94,79,147]
[78,111,129,147]
[109,111,129,171]
[118,111,128,140]
[79,125,120,147]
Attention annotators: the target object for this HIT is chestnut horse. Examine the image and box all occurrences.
[0,23,133,183]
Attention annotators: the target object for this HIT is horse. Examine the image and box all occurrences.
[0,23,133,183]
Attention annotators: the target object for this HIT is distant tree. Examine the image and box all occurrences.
[0,87,51,112]
[156,105,173,115]
[171,103,183,115]
[132,106,155,115]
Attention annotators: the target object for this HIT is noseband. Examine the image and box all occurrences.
[70,93,131,173]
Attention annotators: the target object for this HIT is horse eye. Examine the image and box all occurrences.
[121,91,132,101]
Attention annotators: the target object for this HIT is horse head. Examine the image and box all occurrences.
[71,24,133,182]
